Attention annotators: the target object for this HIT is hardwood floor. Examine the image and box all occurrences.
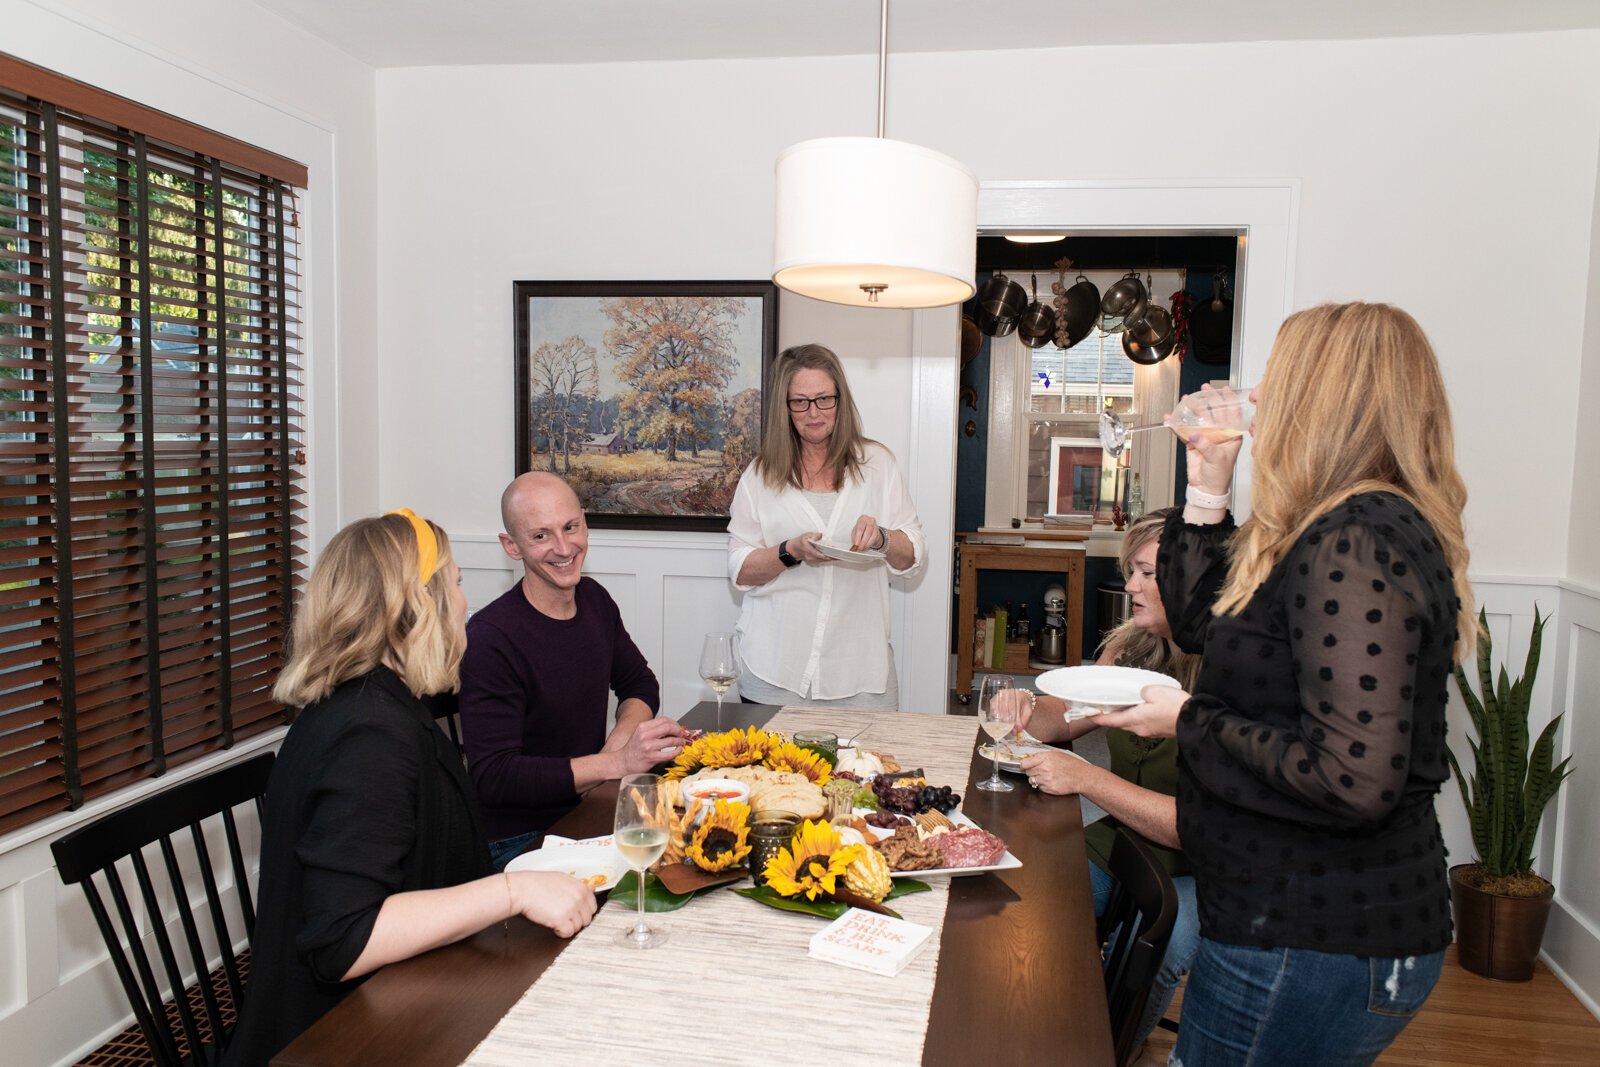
[1143,947,1600,1065]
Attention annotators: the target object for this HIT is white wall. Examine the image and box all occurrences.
[1569,136,1600,590]
[0,1,379,1062]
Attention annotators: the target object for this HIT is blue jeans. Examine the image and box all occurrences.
[487,830,541,872]
[1172,938,1444,1067]
[1090,861,1200,1051]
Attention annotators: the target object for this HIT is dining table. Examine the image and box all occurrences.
[271,701,1114,1066]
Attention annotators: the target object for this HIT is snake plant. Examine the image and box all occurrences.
[1446,607,1571,879]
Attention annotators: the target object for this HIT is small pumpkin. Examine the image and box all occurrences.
[844,844,893,901]
[834,750,884,779]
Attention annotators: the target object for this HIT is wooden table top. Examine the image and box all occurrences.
[272,702,1113,1066]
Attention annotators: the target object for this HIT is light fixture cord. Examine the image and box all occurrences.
[876,0,888,138]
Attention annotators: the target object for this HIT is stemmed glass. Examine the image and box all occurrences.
[699,632,738,728]
[976,676,1017,793]
[614,773,670,948]
[1099,384,1256,458]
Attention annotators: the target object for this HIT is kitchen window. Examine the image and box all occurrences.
[0,57,307,833]
[984,269,1182,525]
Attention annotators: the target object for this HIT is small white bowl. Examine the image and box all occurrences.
[681,777,750,822]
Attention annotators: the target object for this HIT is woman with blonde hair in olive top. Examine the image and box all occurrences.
[228,512,596,1065]
[999,507,1200,1054]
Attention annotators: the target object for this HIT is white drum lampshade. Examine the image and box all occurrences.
[773,136,978,310]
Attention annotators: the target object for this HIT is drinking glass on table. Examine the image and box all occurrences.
[614,773,670,948]
[976,676,1017,793]
[699,632,738,728]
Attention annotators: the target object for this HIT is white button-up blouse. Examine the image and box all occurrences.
[726,442,926,700]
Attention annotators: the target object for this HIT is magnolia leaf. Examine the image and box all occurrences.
[732,877,930,920]
[609,871,727,912]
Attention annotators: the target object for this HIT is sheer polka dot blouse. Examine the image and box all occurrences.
[1157,493,1459,957]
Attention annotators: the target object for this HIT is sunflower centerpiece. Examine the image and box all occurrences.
[664,726,832,786]
[685,799,753,873]
[763,819,893,904]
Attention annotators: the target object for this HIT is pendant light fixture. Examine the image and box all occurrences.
[772,0,978,309]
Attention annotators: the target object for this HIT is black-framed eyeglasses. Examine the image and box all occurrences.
[787,394,839,413]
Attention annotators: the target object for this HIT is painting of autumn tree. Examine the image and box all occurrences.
[514,281,777,529]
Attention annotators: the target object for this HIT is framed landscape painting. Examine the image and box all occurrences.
[513,280,778,530]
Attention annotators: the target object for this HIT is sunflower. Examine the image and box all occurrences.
[664,726,775,780]
[762,819,864,900]
[763,740,833,785]
[685,799,753,872]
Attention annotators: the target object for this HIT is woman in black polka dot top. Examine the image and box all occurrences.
[1091,303,1475,1066]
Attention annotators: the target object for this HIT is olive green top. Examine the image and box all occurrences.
[1081,727,1190,877]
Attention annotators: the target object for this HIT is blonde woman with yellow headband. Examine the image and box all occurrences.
[228,512,596,1066]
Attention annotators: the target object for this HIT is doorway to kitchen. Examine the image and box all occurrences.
[892,179,1298,710]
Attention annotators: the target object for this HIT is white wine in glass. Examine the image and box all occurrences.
[614,773,670,948]
[976,676,1016,793]
[699,632,738,728]
[1099,384,1256,458]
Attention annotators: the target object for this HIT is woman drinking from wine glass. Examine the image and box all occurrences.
[1089,303,1474,1065]
[228,512,596,1065]
[726,343,926,709]
[1001,507,1202,1054]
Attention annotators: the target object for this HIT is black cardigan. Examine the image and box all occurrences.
[227,667,490,1065]
[1159,493,1458,958]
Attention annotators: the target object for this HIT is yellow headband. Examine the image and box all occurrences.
[388,508,440,586]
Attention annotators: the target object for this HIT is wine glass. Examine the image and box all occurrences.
[614,773,670,948]
[1099,384,1256,458]
[699,632,738,728]
[976,676,1017,793]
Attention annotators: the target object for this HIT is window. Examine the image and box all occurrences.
[984,269,1183,526]
[0,56,307,834]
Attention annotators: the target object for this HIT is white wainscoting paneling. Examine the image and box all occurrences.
[1542,579,1600,1016]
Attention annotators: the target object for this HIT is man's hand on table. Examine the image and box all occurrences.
[618,715,689,775]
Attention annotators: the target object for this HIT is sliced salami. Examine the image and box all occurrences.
[937,827,1008,868]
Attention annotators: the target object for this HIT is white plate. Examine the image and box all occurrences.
[1035,664,1182,720]
[862,810,1023,878]
[505,843,620,891]
[977,740,1053,773]
[813,541,886,564]
[974,727,1049,773]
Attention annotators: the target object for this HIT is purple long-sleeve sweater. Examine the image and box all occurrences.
[459,577,660,841]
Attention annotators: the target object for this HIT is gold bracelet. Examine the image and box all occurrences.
[502,871,515,922]
[1024,690,1037,714]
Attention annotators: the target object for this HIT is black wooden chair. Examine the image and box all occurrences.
[1097,827,1181,1067]
[51,752,276,1067]
[424,691,465,756]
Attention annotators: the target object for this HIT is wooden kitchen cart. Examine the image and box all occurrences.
[955,536,1086,697]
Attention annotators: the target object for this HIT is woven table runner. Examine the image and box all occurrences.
[462,707,980,1067]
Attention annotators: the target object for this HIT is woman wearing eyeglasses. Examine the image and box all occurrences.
[726,343,926,709]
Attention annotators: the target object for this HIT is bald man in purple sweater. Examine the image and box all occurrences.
[460,473,689,869]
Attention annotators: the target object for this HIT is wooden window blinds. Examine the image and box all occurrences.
[0,55,306,834]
